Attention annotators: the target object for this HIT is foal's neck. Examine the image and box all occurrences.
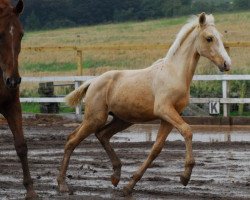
[167,29,200,87]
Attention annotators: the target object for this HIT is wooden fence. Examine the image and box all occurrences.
[21,42,250,117]
[22,41,250,75]
[20,75,250,117]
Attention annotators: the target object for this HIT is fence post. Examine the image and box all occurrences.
[238,82,246,115]
[222,45,231,117]
[75,81,82,119]
[222,80,228,117]
[76,50,83,76]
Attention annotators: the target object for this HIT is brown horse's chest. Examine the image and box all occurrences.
[0,84,18,107]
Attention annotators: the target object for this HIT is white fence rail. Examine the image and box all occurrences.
[20,75,250,117]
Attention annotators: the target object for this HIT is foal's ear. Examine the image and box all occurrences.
[199,12,206,26]
[14,0,24,16]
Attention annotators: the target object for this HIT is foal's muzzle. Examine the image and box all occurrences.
[5,77,22,89]
[219,61,231,72]
[223,61,230,71]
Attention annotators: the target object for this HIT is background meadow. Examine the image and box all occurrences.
[19,11,250,115]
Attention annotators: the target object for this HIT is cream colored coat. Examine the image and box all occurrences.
[58,13,232,195]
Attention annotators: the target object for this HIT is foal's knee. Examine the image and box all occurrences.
[15,142,28,158]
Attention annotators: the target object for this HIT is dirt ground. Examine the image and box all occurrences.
[0,116,249,200]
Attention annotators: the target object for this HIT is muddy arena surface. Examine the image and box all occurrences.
[0,116,249,200]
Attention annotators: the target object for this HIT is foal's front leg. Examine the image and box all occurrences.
[123,121,173,195]
[157,106,195,186]
[2,99,37,199]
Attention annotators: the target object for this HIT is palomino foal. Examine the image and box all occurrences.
[58,13,231,195]
[0,0,37,199]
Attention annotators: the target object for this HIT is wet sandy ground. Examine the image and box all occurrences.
[0,121,249,200]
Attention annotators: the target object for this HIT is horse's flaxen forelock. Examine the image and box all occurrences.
[165,14,215,61]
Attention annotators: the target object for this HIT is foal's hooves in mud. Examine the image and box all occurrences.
[25,191,39,200]
[180,175,190,186]
[122,186,133,196]
[111,175,120,187]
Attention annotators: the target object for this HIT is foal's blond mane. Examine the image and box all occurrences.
[165,14,215,61]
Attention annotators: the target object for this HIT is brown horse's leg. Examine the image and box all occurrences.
[95,117,132,187]
[159,107,195,187]
[123,121,173,195]
[57,115,107,193]
[2,100,37,199]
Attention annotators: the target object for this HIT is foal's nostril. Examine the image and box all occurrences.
[224,62,230,71]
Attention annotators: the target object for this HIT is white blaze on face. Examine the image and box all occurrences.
[213,29,231,66]
[9,25,15,66]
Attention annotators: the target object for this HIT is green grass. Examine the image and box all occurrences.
[21,103,75,114]
[21,103,40,113]
[60,104,75,113]
[83,58,110,69]
[230,111,250,116]
[23,62,76,72]
[22,59,131,74]
[20,11,250,75]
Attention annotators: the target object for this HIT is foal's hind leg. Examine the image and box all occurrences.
[123,121,173,195]
[95,117,132,187]
[57,114,107,193]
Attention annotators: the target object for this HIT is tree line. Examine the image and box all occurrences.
[18,0,250,30]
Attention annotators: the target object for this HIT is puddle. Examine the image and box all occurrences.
[111,124,250,143]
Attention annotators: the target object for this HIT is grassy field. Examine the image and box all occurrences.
[19,11,250,114]
[20,11,250,76]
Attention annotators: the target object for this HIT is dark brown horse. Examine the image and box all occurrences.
[0,0,37,199]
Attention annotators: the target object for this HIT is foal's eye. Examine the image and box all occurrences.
[206,37,213,43]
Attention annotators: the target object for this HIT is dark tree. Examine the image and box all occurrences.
[18,0,249,31]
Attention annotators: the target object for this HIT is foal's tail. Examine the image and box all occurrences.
[65,79,93,107]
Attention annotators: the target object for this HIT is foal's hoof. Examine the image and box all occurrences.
[180,175,190,186]
[122,186,133,196]
[58,182,70,193]
[111,175,120,187]
[25,191,39,200]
